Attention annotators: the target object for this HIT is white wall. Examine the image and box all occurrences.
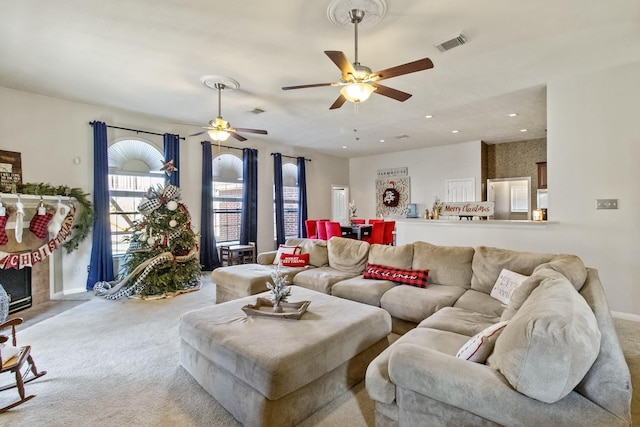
[0,87,348,294]
[350,62,640,317]
[349,140,483,219]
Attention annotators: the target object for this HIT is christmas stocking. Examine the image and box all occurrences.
[0,215,8,245]
[48,201,70,235]
[15,200,24,244]
[30,209,54,239]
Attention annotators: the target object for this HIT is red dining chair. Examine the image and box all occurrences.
[325,221,343,239]
[368,219,384,224]
[383,220,396,245]
[363,222,385,244]
[305,220,317,239]
[316,220,328,240]
[351,218,365,224]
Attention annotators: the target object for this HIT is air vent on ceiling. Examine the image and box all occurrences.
[249,108,265,114]
[435,32,468,52]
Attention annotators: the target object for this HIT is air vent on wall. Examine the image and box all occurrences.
[435,32,468,52]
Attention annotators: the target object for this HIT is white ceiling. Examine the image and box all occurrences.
[1,0,639,158]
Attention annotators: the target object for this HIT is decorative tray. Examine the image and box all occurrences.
[241,297,310,320]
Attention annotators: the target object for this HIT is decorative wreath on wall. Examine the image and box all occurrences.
[382,181,400,207]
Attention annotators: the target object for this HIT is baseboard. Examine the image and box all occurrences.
[51,287,87,299]
[611,311,640,322]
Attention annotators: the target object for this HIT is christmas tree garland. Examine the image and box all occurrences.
[18,182,93,253]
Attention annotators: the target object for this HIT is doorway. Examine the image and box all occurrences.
[331,185,349,224]
[487,177,531,220]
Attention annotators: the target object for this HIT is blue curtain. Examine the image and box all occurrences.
[200,142,219,271]
[86,121,114,290]
[297,157,308,238]
[240,148,258,249]
[163,133,180,187]
[273,153,285,246]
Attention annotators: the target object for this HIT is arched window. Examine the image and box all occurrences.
[274,162,300,240]
[108,138,165,255]
[212,153,244,243]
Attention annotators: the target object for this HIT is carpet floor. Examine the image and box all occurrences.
[1,277,638,426]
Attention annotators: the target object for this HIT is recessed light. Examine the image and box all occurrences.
[508,113,518,117]
[425,115,433,119]
[342,145,348,149]
[520,129,528,132]
[451,130,459,134]
[380,139,385,143]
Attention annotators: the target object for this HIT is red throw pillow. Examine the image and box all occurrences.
[280,253,309,267]
[363,262,429,288]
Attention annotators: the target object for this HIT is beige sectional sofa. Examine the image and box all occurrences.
[210,237,632,426]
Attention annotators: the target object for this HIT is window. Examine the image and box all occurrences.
[108,138,165,255]
[212,153,243,243]
[274,162,300,240]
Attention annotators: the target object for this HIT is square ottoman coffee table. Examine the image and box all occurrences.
[179,286,391,426]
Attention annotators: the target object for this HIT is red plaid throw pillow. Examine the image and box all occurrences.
[363,262,429,288]
[280,253,309,267]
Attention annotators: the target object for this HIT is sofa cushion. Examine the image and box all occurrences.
[453,289,505,318]
[331,275,396,307]
[411,241,474,288]
[327,237,370,274]
[488,277,601,403]
[500,269,564,321]
[363,263,429,288]
[366,327,470,405]
[380,284,466,324]
[368,243,413,270]
[490,269,528,304]
[292,266,359,294]
[285,238,328,267]
[471,246,556,295]
[456,321,508,363]
[534,254,587,291]
[418,307,500,337]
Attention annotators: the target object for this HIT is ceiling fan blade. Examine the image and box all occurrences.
[189,130,207,137]
[371,58,434,82]
[282,82,339,90]
[329,94,347,110]
[370,83,412,102]
[325,51,356,80]
[233,128,268,135]
[229,131,248,142]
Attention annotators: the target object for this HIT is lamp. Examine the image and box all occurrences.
[340,83,375,103]
[208,128,231,142]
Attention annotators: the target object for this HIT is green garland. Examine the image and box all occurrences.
[18,182,93,254]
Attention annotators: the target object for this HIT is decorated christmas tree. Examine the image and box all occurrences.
[94,183,201,299]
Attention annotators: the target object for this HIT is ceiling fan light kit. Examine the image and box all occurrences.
[341,82,375,103]
[282,7,434,109]
[192,75,268,143]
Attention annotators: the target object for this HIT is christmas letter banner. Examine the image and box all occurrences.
[0,204,75,270]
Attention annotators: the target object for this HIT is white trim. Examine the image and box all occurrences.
[611,311,640,322]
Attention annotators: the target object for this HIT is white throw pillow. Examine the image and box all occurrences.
[491,269,529,304]
[456,321,509,363]
[272,245,300,264]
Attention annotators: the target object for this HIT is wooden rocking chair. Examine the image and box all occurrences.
[0,317,47,412]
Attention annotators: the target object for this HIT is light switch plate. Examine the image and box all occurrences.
[596,199,618,209]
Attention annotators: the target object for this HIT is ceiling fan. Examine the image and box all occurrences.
[191,82,268,142]
[282,8,434,109]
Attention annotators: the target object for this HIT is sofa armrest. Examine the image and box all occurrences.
[388,343,624,426]
[257,251,277,265]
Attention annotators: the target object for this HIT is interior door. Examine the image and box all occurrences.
[331,186,348,224]
[446,178,475,202]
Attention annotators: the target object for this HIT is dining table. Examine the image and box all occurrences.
[340,224,372,240]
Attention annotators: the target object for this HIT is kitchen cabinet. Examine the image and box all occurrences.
[537,162,547,189]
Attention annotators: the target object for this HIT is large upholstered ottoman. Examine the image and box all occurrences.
[179,286,392,426]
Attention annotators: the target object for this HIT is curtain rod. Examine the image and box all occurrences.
[201,141,244,152]
[270,153,312,162]
[89,121,186,140]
